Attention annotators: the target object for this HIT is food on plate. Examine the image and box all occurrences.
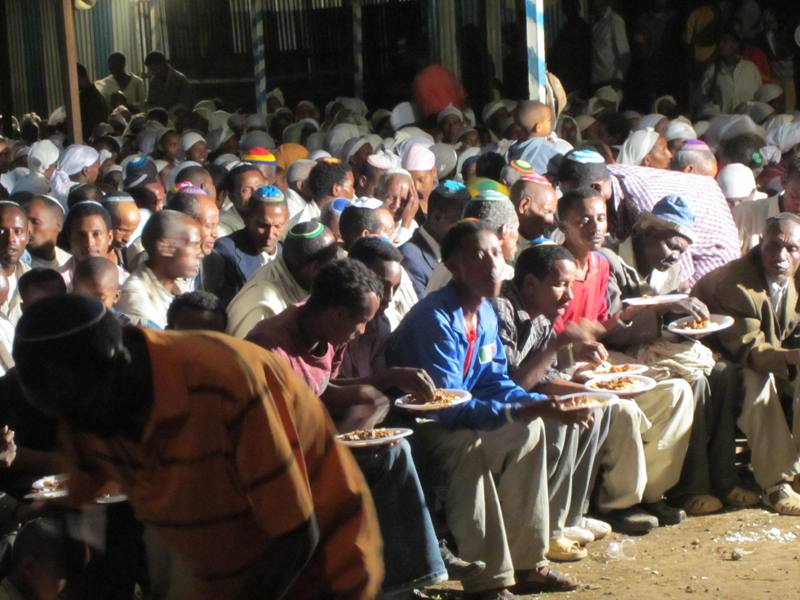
[338,429,398,442]
[411,388,462,407]
[589,377,638,392]
[559,395,607,410]
[33,476,67,494]
[676,318,711,330]
[594,363,636,374]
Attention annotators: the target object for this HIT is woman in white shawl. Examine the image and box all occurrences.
[617,128,672,169]
[49,145,100,206]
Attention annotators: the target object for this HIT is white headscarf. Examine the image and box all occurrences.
[635,113,666,132]
[618,128,660,166]
[27,140,60,175]
[50,145,99,204]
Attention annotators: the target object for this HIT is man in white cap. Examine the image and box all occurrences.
[402,144,436,216]
[438,104,464,144]
[181,132,208,165]
[375,169,418,246]
[720,162,762,208]
[23,195,70,272]
[663,119,698,153]
[669,140,718,178]
[11,140,60,196]
[355,152,392,199]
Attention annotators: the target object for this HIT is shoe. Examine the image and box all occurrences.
[682,494,723,516]
[546,537,588,562]
[602,506,658,535]
[563,526,594,545]
[644,499,686,526]
[439,539,486,579]
[581,516,611,540]
[763,482,800,515]
[513,565,580,594]
[723,485,760,507]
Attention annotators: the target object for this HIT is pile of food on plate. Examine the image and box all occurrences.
[675,318,711,330]
[413,388,463,407]
[337,429,397,442]
[34,476,67,493]
[594,363,636,374]
[589,377,638,392]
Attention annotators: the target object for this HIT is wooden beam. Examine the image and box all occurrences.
[0,0,13,137]
[56,0,82,144]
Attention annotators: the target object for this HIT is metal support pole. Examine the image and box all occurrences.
[56,0,82,144]
[525,0,547,102]
[251,0,267,117]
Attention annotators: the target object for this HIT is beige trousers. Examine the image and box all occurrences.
[738,368,800,489]
[414,419,549,593]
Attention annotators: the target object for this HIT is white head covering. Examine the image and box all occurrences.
[482,100,505,124]
[455,147,481,182]
[430,143,458,179]
[213,153,240,168]
[437,104,464,125]
[595,86,622,110]
[206,125,235,153]
[717,163,758,200]
[27,140,60,175]
[556,115,581,144]
[575,115,597,134]
[390,102,417,131]
[693,120,711,138]
[181,132,206,153]
[340,137,370,163]
[325,124,361,157]
[402,144,436,172]
[635,113,666,131]
[618,128,660,166]
[756,83,783,104]
[740,101,776,125]
[239,130,275,153]
[50,145,100,204]
[765,119,800,154]
[370,109,391,132]
[663,119,697,143]
[309,149,332,161]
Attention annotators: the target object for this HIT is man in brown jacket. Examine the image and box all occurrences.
[692,213,800,515]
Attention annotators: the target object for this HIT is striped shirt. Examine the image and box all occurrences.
[609,164,739,285]
[63,328,383,600]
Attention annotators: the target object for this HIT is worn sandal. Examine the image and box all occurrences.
[514,565,579,594]
[763,482,800,515]
[683,494,723,515]
[723,485,761,507]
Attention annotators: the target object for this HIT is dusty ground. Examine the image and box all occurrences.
[428,508,800,599]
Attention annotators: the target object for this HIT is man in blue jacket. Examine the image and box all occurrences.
[387,220,592,599]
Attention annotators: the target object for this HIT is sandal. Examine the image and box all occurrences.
[683,494,723,516]
[763,482,800,515]
[514,565,579,594]
[546,537,588,562]
[723,485,761,508]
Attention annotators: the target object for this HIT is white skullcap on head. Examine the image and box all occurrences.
[351,196,384,209]
[213,153,240,168]
[27,140,60,175]
[756,84,783,104]
[635,113,666,131]
[309,149,332,161]
[340,137,369,163]
[663,119,697,142]
[430,143,458,179]
[596,85,621,108]
[482,100,505,124]
[717,163,757,199]
[181,132,206,152]
[208,110,231,132]
[59,145,100,176]
[390,102,417,131]
[366,151,394,171]
[617,128,660,166]
[402,144,436,172]
[437,104,464,124]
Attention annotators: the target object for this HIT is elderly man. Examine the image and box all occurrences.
[669,139,718,177]
[116,210,203,328]
[375,168,420,246]
[219,163,267,237]
[144,51,194,109]
[388,220,592,597]
[400,180,470,297]
[12,294,383,599]
[23,195,70,271]
[0,202,30,326]
[226,221,338,337]
[402,145,437,216]
[167,185,235,306]
[507,101,561,174]
[557,148,740,286]
[102,192,141,271]
[510,174,558,252]
[215,185,288,290]
[692,214,800,515]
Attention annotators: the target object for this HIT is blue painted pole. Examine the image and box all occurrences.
[251,0,267,117]
[525,0,546,102]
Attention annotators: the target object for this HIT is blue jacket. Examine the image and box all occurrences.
[399,229,439,298]
[214,229,282,292]
[386,283,547,430]
[507,136,562,175]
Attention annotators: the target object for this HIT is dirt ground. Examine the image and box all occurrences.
[428,508,800,599]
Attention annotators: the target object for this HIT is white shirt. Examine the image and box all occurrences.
[733,194,780,254]
[95,74,147,107]
[0,262,30,326]
[0,316,13,376]
[115,264,188,329]
[286,188,321,231]
[591,8,630,84]
[701,59,762,113]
